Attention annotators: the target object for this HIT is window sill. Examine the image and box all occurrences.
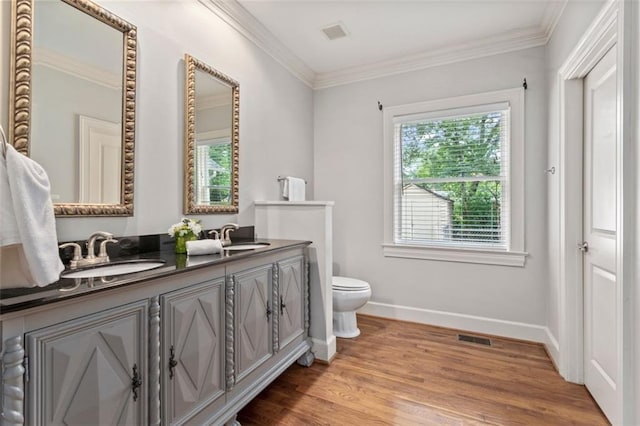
[382,244,528,267]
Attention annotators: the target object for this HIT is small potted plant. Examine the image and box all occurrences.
[168,218,202,254]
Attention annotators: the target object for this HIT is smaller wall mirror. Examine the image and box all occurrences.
[184,54,239,214]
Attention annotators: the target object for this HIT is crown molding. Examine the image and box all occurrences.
[199,0,568,90]
[197,0,315,87]
[541,0,568,42]
[33,47,121,90]
[314,26,548,89]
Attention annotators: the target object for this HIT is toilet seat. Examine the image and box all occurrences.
[333,276,370,292]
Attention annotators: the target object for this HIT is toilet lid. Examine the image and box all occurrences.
[332,276,370,291]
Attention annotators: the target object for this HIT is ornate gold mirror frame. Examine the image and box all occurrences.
[9,0,137,216]
[184,54,239,214]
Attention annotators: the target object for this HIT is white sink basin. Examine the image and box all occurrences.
[224,243,271,251]
[61,260,166,279]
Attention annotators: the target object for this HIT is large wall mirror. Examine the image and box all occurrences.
[9,0,137,216]
[184,54,239,214]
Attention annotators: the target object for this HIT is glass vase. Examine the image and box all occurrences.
[175,233,197,254]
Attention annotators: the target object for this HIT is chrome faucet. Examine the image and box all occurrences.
[219,223,239,246]
[59,231,118,269]
[86,231,114,260]
[59,242,83,269]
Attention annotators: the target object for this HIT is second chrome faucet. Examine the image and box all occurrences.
[209,223,239,246]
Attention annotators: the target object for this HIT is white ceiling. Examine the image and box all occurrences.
[202,0,568,88]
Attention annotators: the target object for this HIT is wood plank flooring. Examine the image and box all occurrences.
[237,315,608,425]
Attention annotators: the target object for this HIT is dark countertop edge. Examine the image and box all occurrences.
[0,239,311,315]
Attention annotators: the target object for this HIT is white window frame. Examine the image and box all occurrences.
[382,88,527,267]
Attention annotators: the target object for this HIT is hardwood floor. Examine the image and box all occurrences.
[237,315,608,425]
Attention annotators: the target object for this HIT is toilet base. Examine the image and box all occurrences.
[333,311,361,338]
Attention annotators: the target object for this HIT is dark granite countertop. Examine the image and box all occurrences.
[0,235,310,315]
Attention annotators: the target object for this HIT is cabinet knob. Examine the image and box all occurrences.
[266,304,272,320]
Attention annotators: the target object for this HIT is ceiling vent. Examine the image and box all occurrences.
[321,22,348,41]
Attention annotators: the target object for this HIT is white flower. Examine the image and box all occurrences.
[168,218,202,238]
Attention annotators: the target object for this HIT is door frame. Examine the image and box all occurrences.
[557,0,637,422]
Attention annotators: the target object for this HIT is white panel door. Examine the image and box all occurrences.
[583,45,620,425]
[79,115,121,204]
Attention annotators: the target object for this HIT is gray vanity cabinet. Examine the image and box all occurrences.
[277,256,305,351]
[231,264,274,384]
[1,242,312,426]
[25,300,148,425]
[160,277,226,425]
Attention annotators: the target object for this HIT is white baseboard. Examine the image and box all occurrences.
[543,327,561,368]
[311,335,336,363]
[359,301,554,346]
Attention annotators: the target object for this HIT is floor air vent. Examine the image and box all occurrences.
[457,334,492,346]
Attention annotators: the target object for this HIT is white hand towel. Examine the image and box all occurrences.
[186,239,223,256]
[1,144,64,288]
[0,149,32,288]
[284,176,306,201]
[0,148,20,247]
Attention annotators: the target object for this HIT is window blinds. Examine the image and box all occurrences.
[393,103,511,249]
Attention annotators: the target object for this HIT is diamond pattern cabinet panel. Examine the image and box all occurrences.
[278,256,305,350]
[25,300,148,426]
[160,277,225,425]
[233,264,273,383]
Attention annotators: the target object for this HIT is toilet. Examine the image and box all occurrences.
[332,276,372,338]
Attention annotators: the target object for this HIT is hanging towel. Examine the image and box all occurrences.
[0,150,20,247]
[186,239,223,256]
[283,176,306,201]
[1,144,64,288]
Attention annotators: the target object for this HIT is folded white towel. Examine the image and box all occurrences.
[186,239,223,256]
[1,144,64,288]
[283,176,306,201]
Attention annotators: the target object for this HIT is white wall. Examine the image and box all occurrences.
[544,0,606,352]
[630,0,640,420]
[314,47,549,333]
[635,0,640,416]
[1,0,314,241]
[0,0,10,149]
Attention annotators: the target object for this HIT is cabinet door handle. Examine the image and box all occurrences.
[280,296,286,315]
[266,303,272,320]
[131,364,142,402]
[168,345,178,379]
